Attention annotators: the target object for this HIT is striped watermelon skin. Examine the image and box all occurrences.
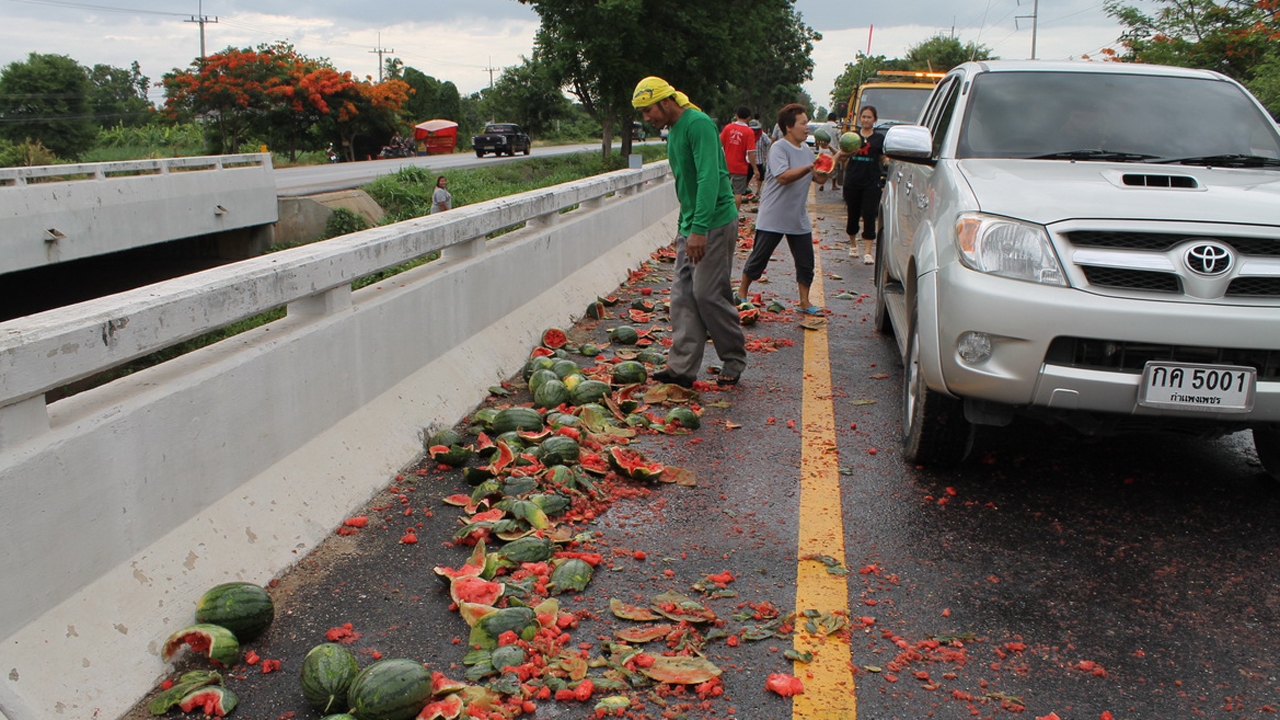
[195,582,275,640]
[346,658,432,720]
[300,643,360,714]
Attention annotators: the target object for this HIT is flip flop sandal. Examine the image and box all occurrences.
[799,306,825,316]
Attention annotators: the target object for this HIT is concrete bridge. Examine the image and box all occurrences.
[0,161,677,720]
[0,155,279,277]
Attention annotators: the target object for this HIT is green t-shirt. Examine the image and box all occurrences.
[666,108,737,236]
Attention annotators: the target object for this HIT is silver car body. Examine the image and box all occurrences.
[877,60,1280,469]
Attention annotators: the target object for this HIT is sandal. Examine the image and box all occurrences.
[799,306,825,316]
[652,368,695,389]
[715,374,740,387]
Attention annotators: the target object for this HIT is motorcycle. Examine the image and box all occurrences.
[377,137,415,159]
[326,143,340,163]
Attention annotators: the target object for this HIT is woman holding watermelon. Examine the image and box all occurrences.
[736,103,826,317]
[835,105,887,265]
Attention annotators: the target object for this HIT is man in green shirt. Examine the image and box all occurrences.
[632,76,746,387]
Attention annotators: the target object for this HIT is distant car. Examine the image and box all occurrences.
[660,127,669,142]
[804,122,818,148]
[472,123,531,158]
[631,122,647,142]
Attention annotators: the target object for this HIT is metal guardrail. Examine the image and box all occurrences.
[0,153,268,186]
[0,161,672,427]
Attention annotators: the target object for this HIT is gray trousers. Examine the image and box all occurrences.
[668,221,747,379]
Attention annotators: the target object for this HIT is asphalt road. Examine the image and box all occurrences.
[275,140,653,195]
[130,187,1280,720]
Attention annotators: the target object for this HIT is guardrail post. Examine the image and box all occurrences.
[287,285,353,316]
[444,236,485,260]
[581,197,606,210]
[0,395,49,451]
[526,212,560,229]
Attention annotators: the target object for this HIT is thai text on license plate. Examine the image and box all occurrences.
[1138,361,1256,413]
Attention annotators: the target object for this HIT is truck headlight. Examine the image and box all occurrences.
[955,213,1066,286]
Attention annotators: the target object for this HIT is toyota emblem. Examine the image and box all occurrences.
[1184,242,1233,276]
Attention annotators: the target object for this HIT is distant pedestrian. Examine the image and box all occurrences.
[431,175,452,214]
[749,119,770,198]
[633,76,746,388]
[720,105,755,212]
[737,102,824,316]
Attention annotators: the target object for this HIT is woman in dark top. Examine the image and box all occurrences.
[835,105,886,265]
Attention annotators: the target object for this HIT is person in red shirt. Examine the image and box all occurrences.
[720,105,755,212]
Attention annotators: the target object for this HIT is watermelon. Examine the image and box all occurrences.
[578,343,601,357]
[609,325,640,345]
[522,356,556,381]
[549,558,594,594]
[346,658,433,720]
[491,644,526,672]
[427,428,464,449]
[738,303,760,325]
[533,380,569,409]
[194,582,275,641]
[491,407,543,435]
[450,576,504,606]
[813,153,834,174]
[607,447,665,482]
[636,350,667,366]
[178,686,238,716]
[300,643,361,714]
[813,127,832,144]
[417,694,464,720]
[162,623,241,668]
[551,359,581,379]
[497,535,555,563]
[664,406,701,430]
[839,131,863,153]
[541,327,568,349]
[611,360,648,385]
[569,379,610,406]
[539,435,580,465]
[585,301,607,320]
[527,368,559,395]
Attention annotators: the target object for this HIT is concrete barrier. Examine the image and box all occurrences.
[0,154,278,275]
[0,162,676,720]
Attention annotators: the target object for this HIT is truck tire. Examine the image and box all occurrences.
[902,305,973,466]
[873,238,893,337]
[476,150,484,158]
[523,145,530,156]
[1253,425,1280,481]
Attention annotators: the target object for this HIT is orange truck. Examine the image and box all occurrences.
[845,70,945,134]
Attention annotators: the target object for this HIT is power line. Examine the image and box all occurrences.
[185,0,218,60]
[369,33,391,82]
[4,0,188,16]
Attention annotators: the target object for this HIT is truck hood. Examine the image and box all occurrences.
[958,159,1280,227]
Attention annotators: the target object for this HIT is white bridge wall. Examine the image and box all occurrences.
[0,162,676,720]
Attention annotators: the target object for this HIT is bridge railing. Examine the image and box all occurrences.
[0,153,277,275]
[0,159,676,720]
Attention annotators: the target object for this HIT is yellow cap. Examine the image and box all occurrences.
[631,76,698,111]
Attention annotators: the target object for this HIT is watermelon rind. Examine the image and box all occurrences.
[178,685,238,716]
[162,623,241,668]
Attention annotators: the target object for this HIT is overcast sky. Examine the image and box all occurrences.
[0,0,1150,109]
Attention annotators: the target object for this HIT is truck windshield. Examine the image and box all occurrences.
[958,71,1280,163]
[858,86,933,126]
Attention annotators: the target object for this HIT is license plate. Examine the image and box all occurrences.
[1138,361,1256,413]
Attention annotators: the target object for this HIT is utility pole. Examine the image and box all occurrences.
[1015,0,1040,60]
[185,0,218,59]
[482,56,499,90]
[370,33,393,82]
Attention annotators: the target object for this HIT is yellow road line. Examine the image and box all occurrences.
[792,247,858,718]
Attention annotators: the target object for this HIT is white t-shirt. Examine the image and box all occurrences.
[431,187,452,213]
[756,140,814,236]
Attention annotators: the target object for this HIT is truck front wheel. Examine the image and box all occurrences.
[902,306,974,466]
[475,150,484,158]
[1253,425,1280,481]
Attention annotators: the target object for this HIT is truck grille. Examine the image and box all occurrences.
[1065,230,1280,298]
[1045,337,1280,380]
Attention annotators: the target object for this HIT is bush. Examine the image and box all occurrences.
[323,208,371,239]
[0,138,60,167]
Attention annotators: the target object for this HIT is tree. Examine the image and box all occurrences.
[903,34,996,72]
[829,54,909,110]
[482,57,573,136]
[0,52,97,159]
[1105,0,1280,117]
[87,61,154,128]
[1105,0,1279,80]
[520,0,818,157]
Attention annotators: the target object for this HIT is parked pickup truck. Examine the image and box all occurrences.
[472,123,531,157]
[875,60,1280,478]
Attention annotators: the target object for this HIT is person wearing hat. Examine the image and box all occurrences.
[632,76,747,388]
[748,118,770,198]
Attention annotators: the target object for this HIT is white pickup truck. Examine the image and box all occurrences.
[875,60,1280,478]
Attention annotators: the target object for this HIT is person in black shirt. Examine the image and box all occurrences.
[834,105,886,265]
